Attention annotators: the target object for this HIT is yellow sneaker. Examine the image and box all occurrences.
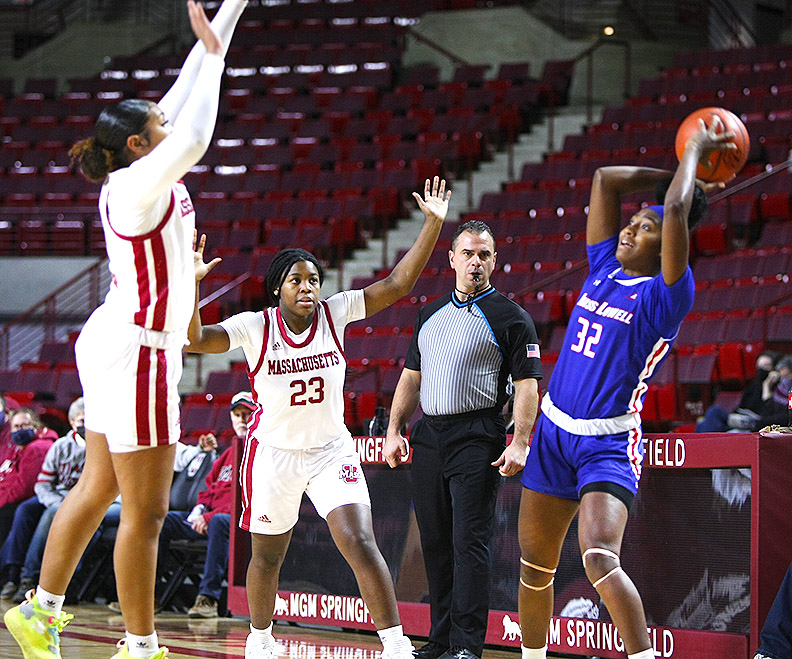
[110,639,170,658]
[3,589,73,659]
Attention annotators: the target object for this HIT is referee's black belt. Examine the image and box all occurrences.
[424,406,502,423]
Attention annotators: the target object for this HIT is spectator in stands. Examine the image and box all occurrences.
[755,355,792,430]
[0,399,85,602]
[696,351,780,432]
[4,3,248,659]
[0,409,53,546]
[754,561,792,659]
[383,219,543,659]
[0,394,10,450]
[515,118,733,659]
[187,176,451,659]
[155,390,254,619]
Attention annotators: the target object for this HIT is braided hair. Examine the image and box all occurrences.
[265,248,324,305]
[68,99,155,183]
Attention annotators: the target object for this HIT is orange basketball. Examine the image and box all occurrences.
[674,107,750,182]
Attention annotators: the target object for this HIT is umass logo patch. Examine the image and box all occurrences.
[339,464,360,483]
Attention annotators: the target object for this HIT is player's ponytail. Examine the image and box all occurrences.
[69,99,155,182]
[68,137,113,183]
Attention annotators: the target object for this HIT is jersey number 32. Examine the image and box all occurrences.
[569,318,602,358]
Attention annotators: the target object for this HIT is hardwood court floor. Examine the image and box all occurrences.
[0,600,556,659]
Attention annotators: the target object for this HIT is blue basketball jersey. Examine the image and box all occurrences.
[548,235,694,421]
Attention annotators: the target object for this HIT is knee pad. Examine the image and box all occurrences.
[582,547,623,589]
[519,556,557,591]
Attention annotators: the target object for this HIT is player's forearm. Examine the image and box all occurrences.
[386,213,444,298]
[594,166,673,196]
[186,281,205,352]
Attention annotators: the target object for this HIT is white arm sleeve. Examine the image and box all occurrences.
[158,0,248,123]
[116,53,225,214]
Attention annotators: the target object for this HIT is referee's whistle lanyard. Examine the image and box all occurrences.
[454,283,491,312]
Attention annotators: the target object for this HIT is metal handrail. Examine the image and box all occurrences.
[575,36,631,126]
[0,258,108,369]
[404,26,472,68]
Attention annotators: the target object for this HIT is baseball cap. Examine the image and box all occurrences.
[230,391,256,412]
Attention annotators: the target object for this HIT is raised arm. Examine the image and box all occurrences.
[121,2,233,210]
[661,116,735,285]
[384,368,422,468]
[159,0,247,122]
[362,177,451,318]
[587,166,673,245]
[186,233,232,354]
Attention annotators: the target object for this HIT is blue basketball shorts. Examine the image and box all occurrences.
[521,414,645,500]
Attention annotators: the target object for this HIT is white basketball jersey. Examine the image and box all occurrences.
[100,174,196,335]
[219,290,366,450]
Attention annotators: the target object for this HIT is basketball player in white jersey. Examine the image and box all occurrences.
[4,2,247,658]
[187,177,452,659]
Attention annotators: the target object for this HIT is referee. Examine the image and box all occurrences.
[384,220,542,659]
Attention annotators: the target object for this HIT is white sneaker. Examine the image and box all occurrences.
[381,636,416,659]
[245,632,277,659]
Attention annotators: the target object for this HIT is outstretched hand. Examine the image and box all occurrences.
[187,0,223,55]
[193,230,222,282]
[413,176,451,223]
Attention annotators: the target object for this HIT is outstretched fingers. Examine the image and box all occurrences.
[187,0,223,55]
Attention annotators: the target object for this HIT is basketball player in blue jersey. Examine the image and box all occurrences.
[516,118,736,659]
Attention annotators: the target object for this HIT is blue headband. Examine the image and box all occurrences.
[647,205,665,220]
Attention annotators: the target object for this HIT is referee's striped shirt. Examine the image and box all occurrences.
[404,288,542,417]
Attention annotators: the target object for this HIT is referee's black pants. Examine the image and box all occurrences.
[410,412,505,657]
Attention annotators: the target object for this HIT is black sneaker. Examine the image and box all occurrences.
[413,642,449,659]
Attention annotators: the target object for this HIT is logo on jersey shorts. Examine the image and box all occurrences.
[258,514,271,523]
[339,464,360,483]
[526,343,540,358]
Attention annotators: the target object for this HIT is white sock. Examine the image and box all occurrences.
[627,650,655,659]
[522,645,547,659]
[34,587,64,616]
[249,622,275,645]
[125,631,159,658]
[378,625,412,651]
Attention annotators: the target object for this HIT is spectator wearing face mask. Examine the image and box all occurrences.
[0,409,53,545]
[0,399,87,602]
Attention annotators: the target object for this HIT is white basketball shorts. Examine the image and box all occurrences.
[239,434,371,535]
[76,305,183,453]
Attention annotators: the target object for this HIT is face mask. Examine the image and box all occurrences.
[76,425,86,439]
[756,368,770,380]
[11,428,36,446]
